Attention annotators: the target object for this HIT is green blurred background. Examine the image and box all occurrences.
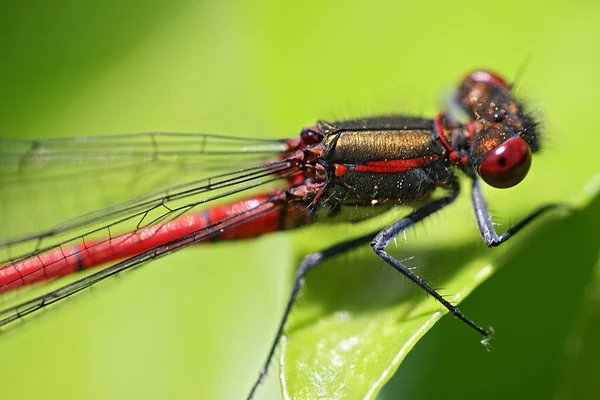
[1,1,599,399]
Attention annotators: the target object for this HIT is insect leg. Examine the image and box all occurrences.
[471,178,561,247]
[247,230,378,399]
[370,189,491,337]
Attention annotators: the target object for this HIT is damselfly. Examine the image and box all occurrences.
[0,70,558,398]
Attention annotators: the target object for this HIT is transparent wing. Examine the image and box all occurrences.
[0,133,300,323]
[0,132,291,243]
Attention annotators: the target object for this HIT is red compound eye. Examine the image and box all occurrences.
[464,70,509,91]
[478,137,531,188]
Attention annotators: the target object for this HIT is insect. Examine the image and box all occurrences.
[0,70,558,398]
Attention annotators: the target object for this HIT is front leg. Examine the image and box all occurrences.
[471,178,561,247]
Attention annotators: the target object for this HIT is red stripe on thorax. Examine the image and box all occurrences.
[354,155,440,173]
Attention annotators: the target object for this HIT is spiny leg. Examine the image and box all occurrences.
[247,230,378,399]
[248,179,561,397]
[370,189,491,337]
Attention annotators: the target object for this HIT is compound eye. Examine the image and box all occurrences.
[478,137,531,188]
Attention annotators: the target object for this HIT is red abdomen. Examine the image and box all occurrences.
[0,190,306,292]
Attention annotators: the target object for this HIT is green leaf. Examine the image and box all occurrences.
[278,183,599,399]
[381,177,600,400]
